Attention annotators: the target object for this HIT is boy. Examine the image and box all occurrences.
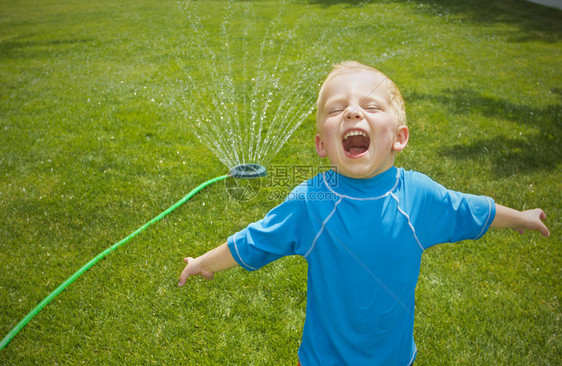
[178,61,550,365]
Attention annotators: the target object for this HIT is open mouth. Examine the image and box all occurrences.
[342,129,370,158]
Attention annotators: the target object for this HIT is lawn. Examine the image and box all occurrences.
[0,0,560,364]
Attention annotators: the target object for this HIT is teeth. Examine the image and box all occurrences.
[343,130,367,140]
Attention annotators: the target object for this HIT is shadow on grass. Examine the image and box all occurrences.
[409,88,561,177]
[308,0,562,42]
[305,0,365,7]
[0,37,94,59]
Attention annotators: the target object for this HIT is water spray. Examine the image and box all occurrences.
[0,166,266,351]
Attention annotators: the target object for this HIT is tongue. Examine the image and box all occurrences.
[344,135,369,156]
[349,146,367,155]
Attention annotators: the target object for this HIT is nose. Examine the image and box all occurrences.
[345,107,362,121]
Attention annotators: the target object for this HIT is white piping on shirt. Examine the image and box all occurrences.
[390,192,425,252]
[473,196,494,240]
[304,197,343,259]
[319,169,425,252]
[232,234,259,270]
[322,170,400,201]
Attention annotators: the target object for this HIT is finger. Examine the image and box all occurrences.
[178,258,194,286]
[540,224,550,237]
[539,212,549,236]
[178,268,191,286]
[178,268,189,286]
[534,210,549,236]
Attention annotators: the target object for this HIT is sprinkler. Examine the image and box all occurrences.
[229,163,267,178]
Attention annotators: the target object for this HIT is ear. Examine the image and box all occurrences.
[315,134,327,158]
[393,125,409,152]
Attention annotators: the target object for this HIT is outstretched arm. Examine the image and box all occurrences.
[178,242,239,286]
[491,204,550,237]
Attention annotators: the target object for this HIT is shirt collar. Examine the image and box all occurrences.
[322,166,399,199]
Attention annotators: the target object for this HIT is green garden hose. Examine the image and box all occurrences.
[0,174,229,351]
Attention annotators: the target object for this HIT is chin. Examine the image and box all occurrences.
[338,165,376,179]
[337,158,393,180]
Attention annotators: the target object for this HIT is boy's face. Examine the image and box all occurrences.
[315,71,408,179]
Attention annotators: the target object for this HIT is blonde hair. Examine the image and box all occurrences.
[316,61,406,130]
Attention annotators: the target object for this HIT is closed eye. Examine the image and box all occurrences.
[327,107,345,115]
[364,105,380,112]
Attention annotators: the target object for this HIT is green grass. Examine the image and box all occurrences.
[1,0,560,364]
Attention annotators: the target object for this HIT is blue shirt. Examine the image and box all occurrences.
[227,167,496,366]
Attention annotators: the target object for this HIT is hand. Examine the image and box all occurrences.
[178,256,215,286]
[514,209,550,237]
[178,243,238,287]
